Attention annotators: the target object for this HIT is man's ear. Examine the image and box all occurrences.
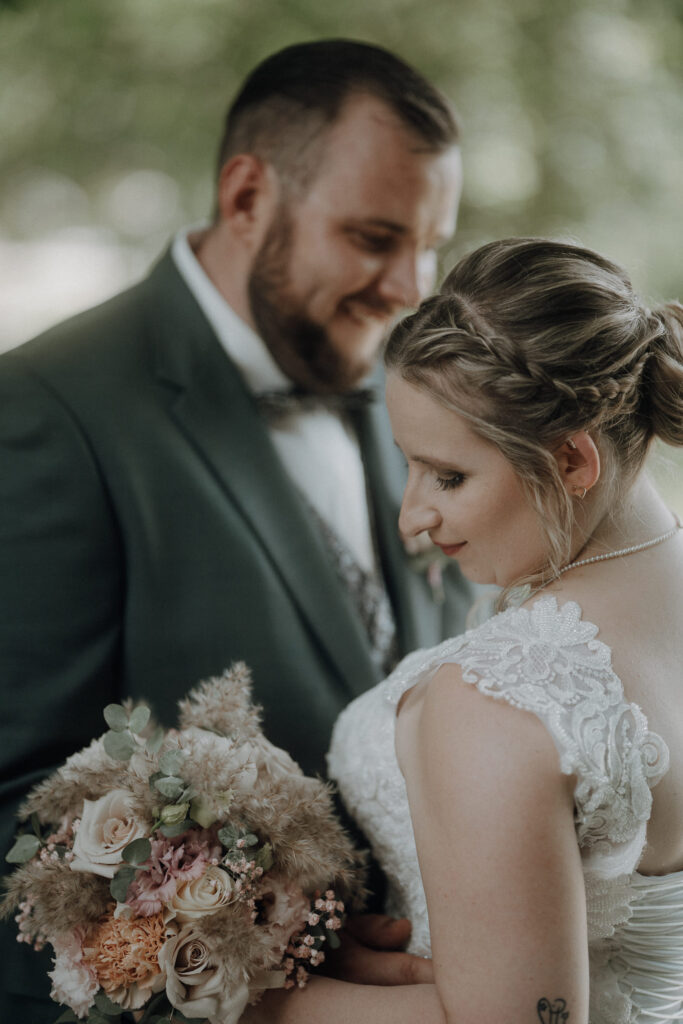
[554,430,601,499]
[215,154,279,244]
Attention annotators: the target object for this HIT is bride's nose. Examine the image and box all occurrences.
[398,481,441,538]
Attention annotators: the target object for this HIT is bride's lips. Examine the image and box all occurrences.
[435,541,467,557]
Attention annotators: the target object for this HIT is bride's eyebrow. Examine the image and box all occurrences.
[393,442,462,472]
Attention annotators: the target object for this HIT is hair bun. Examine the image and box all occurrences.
[641,300,683,445]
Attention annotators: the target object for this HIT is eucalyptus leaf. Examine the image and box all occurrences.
[146,725,165,754]
[218,825,238,846]
[243,832,258,846]
[147,770,164,791]
[103,703,129,732]
[85,1010,114,1024]
[31,812,42,839]
[128,704,151,734]
[94,990,126,1013]
[110,864,137,903]
[156,749,185,770]
[103,729,136,761]
[327,930,341,950]
[53,1009,79,1023]
[6,833,41,863]
[159,749,186,775]
[154,776,185,799]
[122,837,151,866]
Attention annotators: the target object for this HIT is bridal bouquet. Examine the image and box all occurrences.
[2,664,364,1024]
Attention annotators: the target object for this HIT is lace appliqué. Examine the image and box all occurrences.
[382,596,669,864]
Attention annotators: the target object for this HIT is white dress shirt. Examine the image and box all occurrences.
[171,229,376,573]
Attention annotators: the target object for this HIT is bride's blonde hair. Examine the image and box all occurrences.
[384,237,683,599]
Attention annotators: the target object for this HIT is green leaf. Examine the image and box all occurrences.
[159,819,193,838]
[103,729,137,761]
[94,990,126,1013]
[217,824,238,846]
[88,1011,117,1024]
[159,749,187,776]
[6,833,41,863]
[146,725,165,754]
[110,864,137,903]
[53,1010,79,1023]
[85,1010,114,1024]
[122,837,151,866]
[253,842,274,872]
[154,776,185,799]
[243,832,258,846]
[326,929,341,950]
[103,703,129,732]
[189,795,216,829]
[135,991,170,1021]
[128,704,151,734]
[31,812,43,839]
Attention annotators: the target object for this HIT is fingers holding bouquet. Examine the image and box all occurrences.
[1,664,366,1024]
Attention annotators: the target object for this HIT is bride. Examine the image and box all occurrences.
[246,238,683,1023]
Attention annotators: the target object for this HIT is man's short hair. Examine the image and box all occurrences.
[215,39,459,193]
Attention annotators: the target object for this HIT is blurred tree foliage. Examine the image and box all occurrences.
[0,0,681,503]
[0,0,681,293]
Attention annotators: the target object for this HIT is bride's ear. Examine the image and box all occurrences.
[554,431,600,499]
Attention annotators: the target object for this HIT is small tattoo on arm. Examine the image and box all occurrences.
[537,997,570,1023]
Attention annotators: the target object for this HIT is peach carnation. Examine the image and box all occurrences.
[82,905,172,1010]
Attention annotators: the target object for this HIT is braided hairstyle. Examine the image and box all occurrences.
[385,237,683,594]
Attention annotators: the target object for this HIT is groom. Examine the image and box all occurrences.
[0,40,471,1017]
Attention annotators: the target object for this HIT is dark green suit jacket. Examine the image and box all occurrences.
[0,250,473,1014]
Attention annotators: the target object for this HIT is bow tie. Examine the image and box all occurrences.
[254,387,376,419]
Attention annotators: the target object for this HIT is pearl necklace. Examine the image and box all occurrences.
[556,514,681,579]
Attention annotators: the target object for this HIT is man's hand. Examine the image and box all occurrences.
[321,913,434,986]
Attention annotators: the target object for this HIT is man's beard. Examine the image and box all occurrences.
[247,206,381,394]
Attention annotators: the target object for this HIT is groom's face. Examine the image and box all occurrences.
[248,94,462,392]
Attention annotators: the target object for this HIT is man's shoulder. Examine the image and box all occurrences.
[0,248,188,389]
[5,270,155,372]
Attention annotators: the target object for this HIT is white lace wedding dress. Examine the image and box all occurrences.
[328,596,683,1023]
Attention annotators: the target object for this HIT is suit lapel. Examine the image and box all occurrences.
[146,253,379,698]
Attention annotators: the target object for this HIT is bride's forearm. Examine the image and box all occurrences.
[242,977,447,1024]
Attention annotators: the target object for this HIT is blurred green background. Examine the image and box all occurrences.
[0,0,681,508]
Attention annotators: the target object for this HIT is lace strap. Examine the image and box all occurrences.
[384,596,669,868]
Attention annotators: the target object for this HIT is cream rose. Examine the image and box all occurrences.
[169,865,235,923]
[159,925,250,1024]
[70,789,149,878]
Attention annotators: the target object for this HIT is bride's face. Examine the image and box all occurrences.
[387,374,550,588]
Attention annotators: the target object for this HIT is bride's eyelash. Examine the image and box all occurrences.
[435,473,465,491]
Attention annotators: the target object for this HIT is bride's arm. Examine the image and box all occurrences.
[243,661,589,1024]
[241,978,446,1024]
[398,662,589,1023]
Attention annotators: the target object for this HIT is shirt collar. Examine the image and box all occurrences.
[171,226,290,393]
